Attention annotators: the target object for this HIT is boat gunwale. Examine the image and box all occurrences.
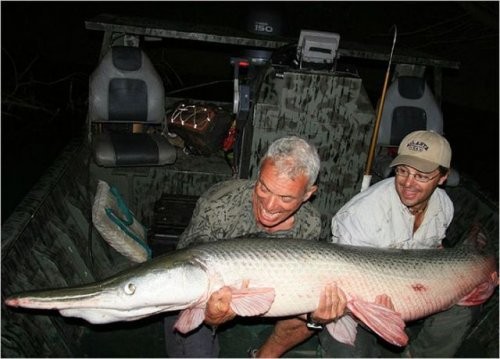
[1,136,87,258]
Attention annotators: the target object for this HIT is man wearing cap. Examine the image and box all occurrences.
[312,130,480,357]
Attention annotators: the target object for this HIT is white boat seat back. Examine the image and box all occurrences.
[88,46,176,167]
[377,76,444,147]
[374,76,459,186]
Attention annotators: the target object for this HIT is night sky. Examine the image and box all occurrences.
[1,2,499,220]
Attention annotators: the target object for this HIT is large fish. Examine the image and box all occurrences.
[5,229,498,347]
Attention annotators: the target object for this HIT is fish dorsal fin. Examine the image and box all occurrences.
[229,287,276,316]
[347,298,408,347]
[174,307,205,334]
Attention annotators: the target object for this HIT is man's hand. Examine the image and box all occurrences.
[204,286,236,326]
[308,283,347,325]
[254,284,348,358]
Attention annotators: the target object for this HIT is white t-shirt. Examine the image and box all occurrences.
[330,177,454,249]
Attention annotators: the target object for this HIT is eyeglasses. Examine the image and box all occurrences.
[394,166,440,183]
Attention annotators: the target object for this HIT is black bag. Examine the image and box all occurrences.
[167,102,232,156]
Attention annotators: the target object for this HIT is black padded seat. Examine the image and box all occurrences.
[93,133,176,167]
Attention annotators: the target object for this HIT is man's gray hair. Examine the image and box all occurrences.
[260,136,320,188]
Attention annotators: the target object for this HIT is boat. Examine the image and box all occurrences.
[1,13,498,358]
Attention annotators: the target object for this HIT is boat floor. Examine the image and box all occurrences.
[79,318,319,358]
[78,317,490,358]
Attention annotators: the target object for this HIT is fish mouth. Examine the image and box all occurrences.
[58,306,171,324]
[5,292,174,324]
[5,287,103,309]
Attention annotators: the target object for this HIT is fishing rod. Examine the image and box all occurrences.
[361,25,398,192]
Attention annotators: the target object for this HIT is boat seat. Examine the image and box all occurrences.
[374,76,459,186]
[88,46,176,167]
[377,76,443,147]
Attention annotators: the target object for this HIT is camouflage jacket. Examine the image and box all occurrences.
[177,179,321,249]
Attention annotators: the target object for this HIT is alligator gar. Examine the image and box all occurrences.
[5,232,498,347]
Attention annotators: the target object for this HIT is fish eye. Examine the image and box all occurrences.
[124,283,136,295]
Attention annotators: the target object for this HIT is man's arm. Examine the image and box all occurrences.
[204,282,347,322]
[255,284,347,357]
[205,283,396,358]
[206,289,337,358]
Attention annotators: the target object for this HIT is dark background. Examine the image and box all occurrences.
[1,1,498,222]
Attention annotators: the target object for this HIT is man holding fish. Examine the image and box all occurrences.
[163,135,341,357]
[5,133,489,358]
[206,131,483,358]
[316,130,481,357]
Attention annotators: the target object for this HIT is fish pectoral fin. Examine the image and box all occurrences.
[229,287,276,316]
[458,271,499,306]
[347,298,408,347]
[326,315,358,346]
[174,307,205,334]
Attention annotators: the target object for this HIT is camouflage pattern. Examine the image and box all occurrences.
[1,135,233,357]
[176,179,321,249]
[89,147,233,227]
[246,65,375,238]
[1,137,134,357]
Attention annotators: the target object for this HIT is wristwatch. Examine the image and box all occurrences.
[306,312,324,330]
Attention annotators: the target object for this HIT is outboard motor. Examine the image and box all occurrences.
[244,7,283,64]
[230,7,285,176]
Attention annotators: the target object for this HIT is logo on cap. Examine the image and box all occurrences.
[406,140,429,152]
